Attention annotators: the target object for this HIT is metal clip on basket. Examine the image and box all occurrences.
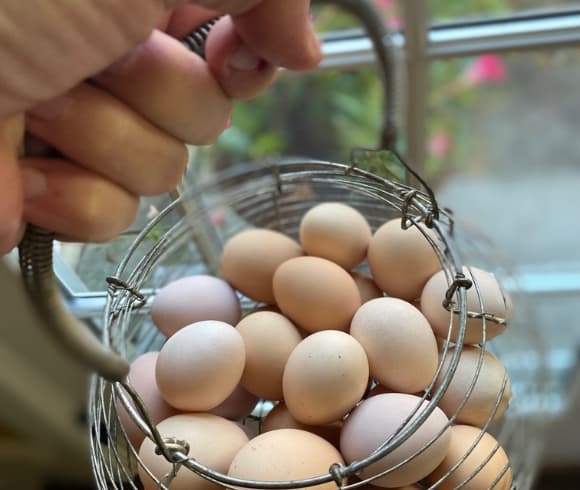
[19,1,524,489]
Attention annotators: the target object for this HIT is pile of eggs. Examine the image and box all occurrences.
[121,202,513,490]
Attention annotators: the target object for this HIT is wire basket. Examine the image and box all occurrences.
[85,150,549,490]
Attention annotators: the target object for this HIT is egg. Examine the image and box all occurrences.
[283,330,369,425]
[351,272,384,303]
[420,266,509,344]
[350,297,438,393]
[262,402,342,448]
[299,202,372,270]
[426,425,512,490]
[151,275,241,337]
[340,393,451,488]
[156,321,245,411]
[228,429,344,490]
[367,219,441,301]
[138,413,249,490]
[433,345,512,427]
[236,311,302,400]
[117,352,177,448]
[221,229,302,303]
[273,256,361,333]
[209,384,258,421]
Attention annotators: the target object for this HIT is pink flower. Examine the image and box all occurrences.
[429,130,452,158]
[375,0,394,11]
[463,54,507,85]
[210,209,225,226]
[386,15,403,30]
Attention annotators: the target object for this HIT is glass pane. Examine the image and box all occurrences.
[313,1,403,33]
[426,49,580,358]
[430,0,580,22]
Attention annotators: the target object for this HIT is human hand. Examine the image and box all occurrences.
[0,0,321,254]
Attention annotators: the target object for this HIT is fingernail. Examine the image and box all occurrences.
[225,117,232,129]
[28,94,72,121]
[22,167,48,200]
[228,45,262,71]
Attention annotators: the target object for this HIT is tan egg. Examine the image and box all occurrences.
[426,425,512,490]
[209,384,258,421]
[433,345,511,427]
[273,256,361,333]
[117,352,177,448]
[368,219,441,301]
[352,272,384,303]
[151,275,241,337]
[156,321,245,411]
[221,229,302,303]
[138,413,248,490]
[236,311,302,400]
[420,266,509,344]
[354,482,422,490]
[340,393,451,488]
[228,429,344,490]
[350,297,438,393]
[262,402,342,448]
[299,202,372,270]
[282,330,369,425]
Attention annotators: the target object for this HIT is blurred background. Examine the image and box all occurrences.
[2,0,580,488]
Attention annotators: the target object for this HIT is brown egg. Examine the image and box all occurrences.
[299,202,372,270]
[117,352,177,448]
[156,321,245,411]
[340,393,451,488]
[420,266,509,344]
[221,229,302,303]
[350,297,438,393]
[273,256,361,333]
[433,345,512,427]
[228,429,344,490]
[283,330,369,425]
[209,384,258,421]
[262,402,342,448]
[426,425,512,490]
[367,219,441,301]
[138,413,249,490]
[151,275,241,337]
[351,272,384,303]
[236,311,302,400]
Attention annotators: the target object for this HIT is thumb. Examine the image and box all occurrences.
[0,115,25,254]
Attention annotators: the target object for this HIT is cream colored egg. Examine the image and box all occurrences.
[426,425,512,490]
[368,219,441,301]
[156,321,245,411]
[420,266,509,344]
[350,297,438,393]
[262,402,342,448]
[236,311,302,400]
[273,256,361,333]
[117,352,177,448]
[151,275,241,337]
[138,413,248,490]
[283,330,369,425]
[433,345,511,427]
[351,272,384,303]
[299,202,372,270]
[221,229,302,303]
[340,393,451,488]
[228,429,344,490]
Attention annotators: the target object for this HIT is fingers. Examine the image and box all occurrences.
[25,83,188,197]
[0,115,25,254]
[21,158,139,243]
[94,30,233,144]
[233,0,321,70]
[205,16,278,100]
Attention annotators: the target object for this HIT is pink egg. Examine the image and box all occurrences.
[151,275,241,337]
[209,384,258,421]
[117,352,177,448]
